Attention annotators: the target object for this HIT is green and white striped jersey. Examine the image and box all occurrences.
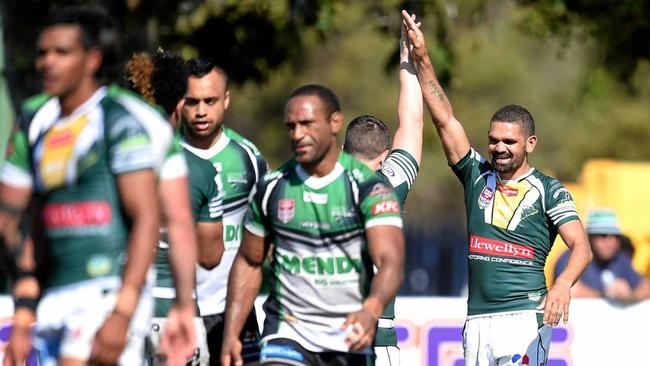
[374,149,419,346]
[453,148,579,316]
[1,86,174,289]
[153,138,224,317]
[181,127,267,316]
[246,151,403,353]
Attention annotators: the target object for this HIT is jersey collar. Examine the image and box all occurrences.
[295,162,344,190]
[180,128,230,159]
[497,167,535,183]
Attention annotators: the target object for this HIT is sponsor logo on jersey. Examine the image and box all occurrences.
[227,172,248,185]
[86,254,112,277]
[527,291,542,302]
[520,205,539,220]
[372,200,400,215]
[497,183,518,197]
[331,208,357,225]
[478,186,495,209]
[469,235,534,259]
[280,254,362,275]
[369,183,392,196]
[302,191,328,204]
[381,163,396,177]
[277,199,295,223]
[300,221,331,230]
[43,201,112,228]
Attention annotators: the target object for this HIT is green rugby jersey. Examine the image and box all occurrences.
[181,126,267,316]
[246,151,403,353]
[374,149,418,346]
[153,139,224,317]
[453,148,579,316]
[1,86,172,289]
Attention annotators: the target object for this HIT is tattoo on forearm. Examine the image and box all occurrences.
[428,80,446,102]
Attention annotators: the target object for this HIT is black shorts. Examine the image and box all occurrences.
[259,338,374,366]
[203,309,261,365]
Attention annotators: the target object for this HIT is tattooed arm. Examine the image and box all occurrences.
[401,10,470,165]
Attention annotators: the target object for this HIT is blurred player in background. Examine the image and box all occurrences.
[554,209,650,302]
[221,84,405,366]
[342,16,423,365]
[180,59,268,365]
[1,5,166,365]
[127,50,227,365]
[402,10,592,366]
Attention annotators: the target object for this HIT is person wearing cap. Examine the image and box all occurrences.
[554,209,650,302]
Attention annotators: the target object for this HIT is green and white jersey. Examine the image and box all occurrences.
[247,152,403,353]
[153,140,224,317]
[181,126,267,315]
[0,86,173,289]
[374,149,418,347]
[453,148,579,316]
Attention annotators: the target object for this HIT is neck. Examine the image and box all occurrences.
[500,161,532,181]
[59,78,100,116]
[302,142,340,178]
[185,126,223,150]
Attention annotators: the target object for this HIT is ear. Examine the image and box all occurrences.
[526,135,537,154]
[329,111,344,134]
[85,48,103,77]
[380,149,390,162]
[170,99,185,129]
[224,89,231,110]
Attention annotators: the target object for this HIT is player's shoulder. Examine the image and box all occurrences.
[20,93,52,115]
[340,151,379,184]
[530,169,566,191]
[261,159,295,183]
[223,126,264,157]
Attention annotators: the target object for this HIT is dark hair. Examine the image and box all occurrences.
[343,115,391,160]
[185,58,229,85]
[43,5,120,82]
[126,50,187,115]
[490,104,535,137]
[288,84,341,117]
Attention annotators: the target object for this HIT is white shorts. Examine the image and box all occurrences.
[374,345,399,366]
[148,317,210,365]
[34,276,153,366]
[463,311,551,366]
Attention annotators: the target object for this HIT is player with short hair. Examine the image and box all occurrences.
[402,10,592,366]
[127,50,227,366]
[221,84,406,366]
[342,18,423,365]
[180,58,268,366]
[1,5,169,365]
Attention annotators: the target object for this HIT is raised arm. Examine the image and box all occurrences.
[542,220,592,325]
[402,10,470,165]
[343,225,404,351]
[391,18,424,165]
[221,230,267,366]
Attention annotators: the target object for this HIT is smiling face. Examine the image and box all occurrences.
[284,94,342,168]
[488,121,536,179]
[36,25,100,97]
[181,69,230,147]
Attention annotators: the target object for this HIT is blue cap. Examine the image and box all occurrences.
[585,209,622,235]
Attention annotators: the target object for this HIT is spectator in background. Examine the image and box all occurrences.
[554,209,650,302]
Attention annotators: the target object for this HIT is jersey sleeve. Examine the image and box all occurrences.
[160,135,188,181]
[244,180,270,238]
[379,149,419,205]
[545,179,580,228]
[193,169,224,223]
[106,113,156,174]
[358,179,403,229]
[1,125,32,189]
[451,148,487,188]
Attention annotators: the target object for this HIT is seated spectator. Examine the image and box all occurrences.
[554,209,650,302]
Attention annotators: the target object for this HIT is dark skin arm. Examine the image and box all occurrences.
[89,169,160,366]
[343,225,405,351]
[220,230,267,366]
